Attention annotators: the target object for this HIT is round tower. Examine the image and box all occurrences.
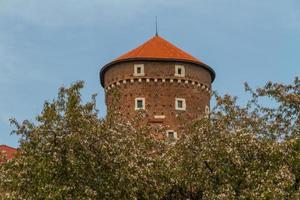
[100,35,215,138]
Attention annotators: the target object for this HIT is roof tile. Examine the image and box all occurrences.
[114,35,205,65]
[0,145,17,161]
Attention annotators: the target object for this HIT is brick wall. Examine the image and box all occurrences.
[103,61,211,87]
[103,61,212,132]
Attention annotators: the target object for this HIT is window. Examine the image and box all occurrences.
[166,130,178,139]
[175,98,186,111]
[178,100,183,108]
[135,98,145,110]
[134,64,145,76]
[154,115,165,119]
[205,105,210,116]
[175,65,185,77]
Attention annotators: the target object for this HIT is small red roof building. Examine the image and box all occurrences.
[0,145,17,161]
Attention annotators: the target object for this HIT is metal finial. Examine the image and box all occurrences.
[155,16,158,36]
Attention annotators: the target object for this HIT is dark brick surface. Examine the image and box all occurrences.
[103,61,212,131]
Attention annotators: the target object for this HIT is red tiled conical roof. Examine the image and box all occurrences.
[100,35,215,86]
[114,35,205,65]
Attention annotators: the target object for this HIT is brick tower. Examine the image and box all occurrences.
[100,35,215,138]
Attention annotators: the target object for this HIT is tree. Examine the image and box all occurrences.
[1,78,299,199]
[0,82,169,199]
[164,77,299,199]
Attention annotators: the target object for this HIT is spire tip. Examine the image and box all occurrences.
[155,16,158,36]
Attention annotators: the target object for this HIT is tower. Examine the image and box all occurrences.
[100,35,215,138]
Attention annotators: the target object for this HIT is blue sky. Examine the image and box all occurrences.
[0,0,299,147]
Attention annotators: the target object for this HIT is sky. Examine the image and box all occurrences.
[0,0,299,147]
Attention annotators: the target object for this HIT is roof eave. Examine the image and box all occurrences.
[99,58,216,87]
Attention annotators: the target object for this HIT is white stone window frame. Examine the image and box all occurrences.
[154,115,166,119]
[135,97,145,110]
[133,64,145,76]
[205,105,210,117]
[175,98,186,111]
[175,65,185,77]
[166,130,178,139]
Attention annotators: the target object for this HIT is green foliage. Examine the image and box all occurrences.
[1,78,299,199]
